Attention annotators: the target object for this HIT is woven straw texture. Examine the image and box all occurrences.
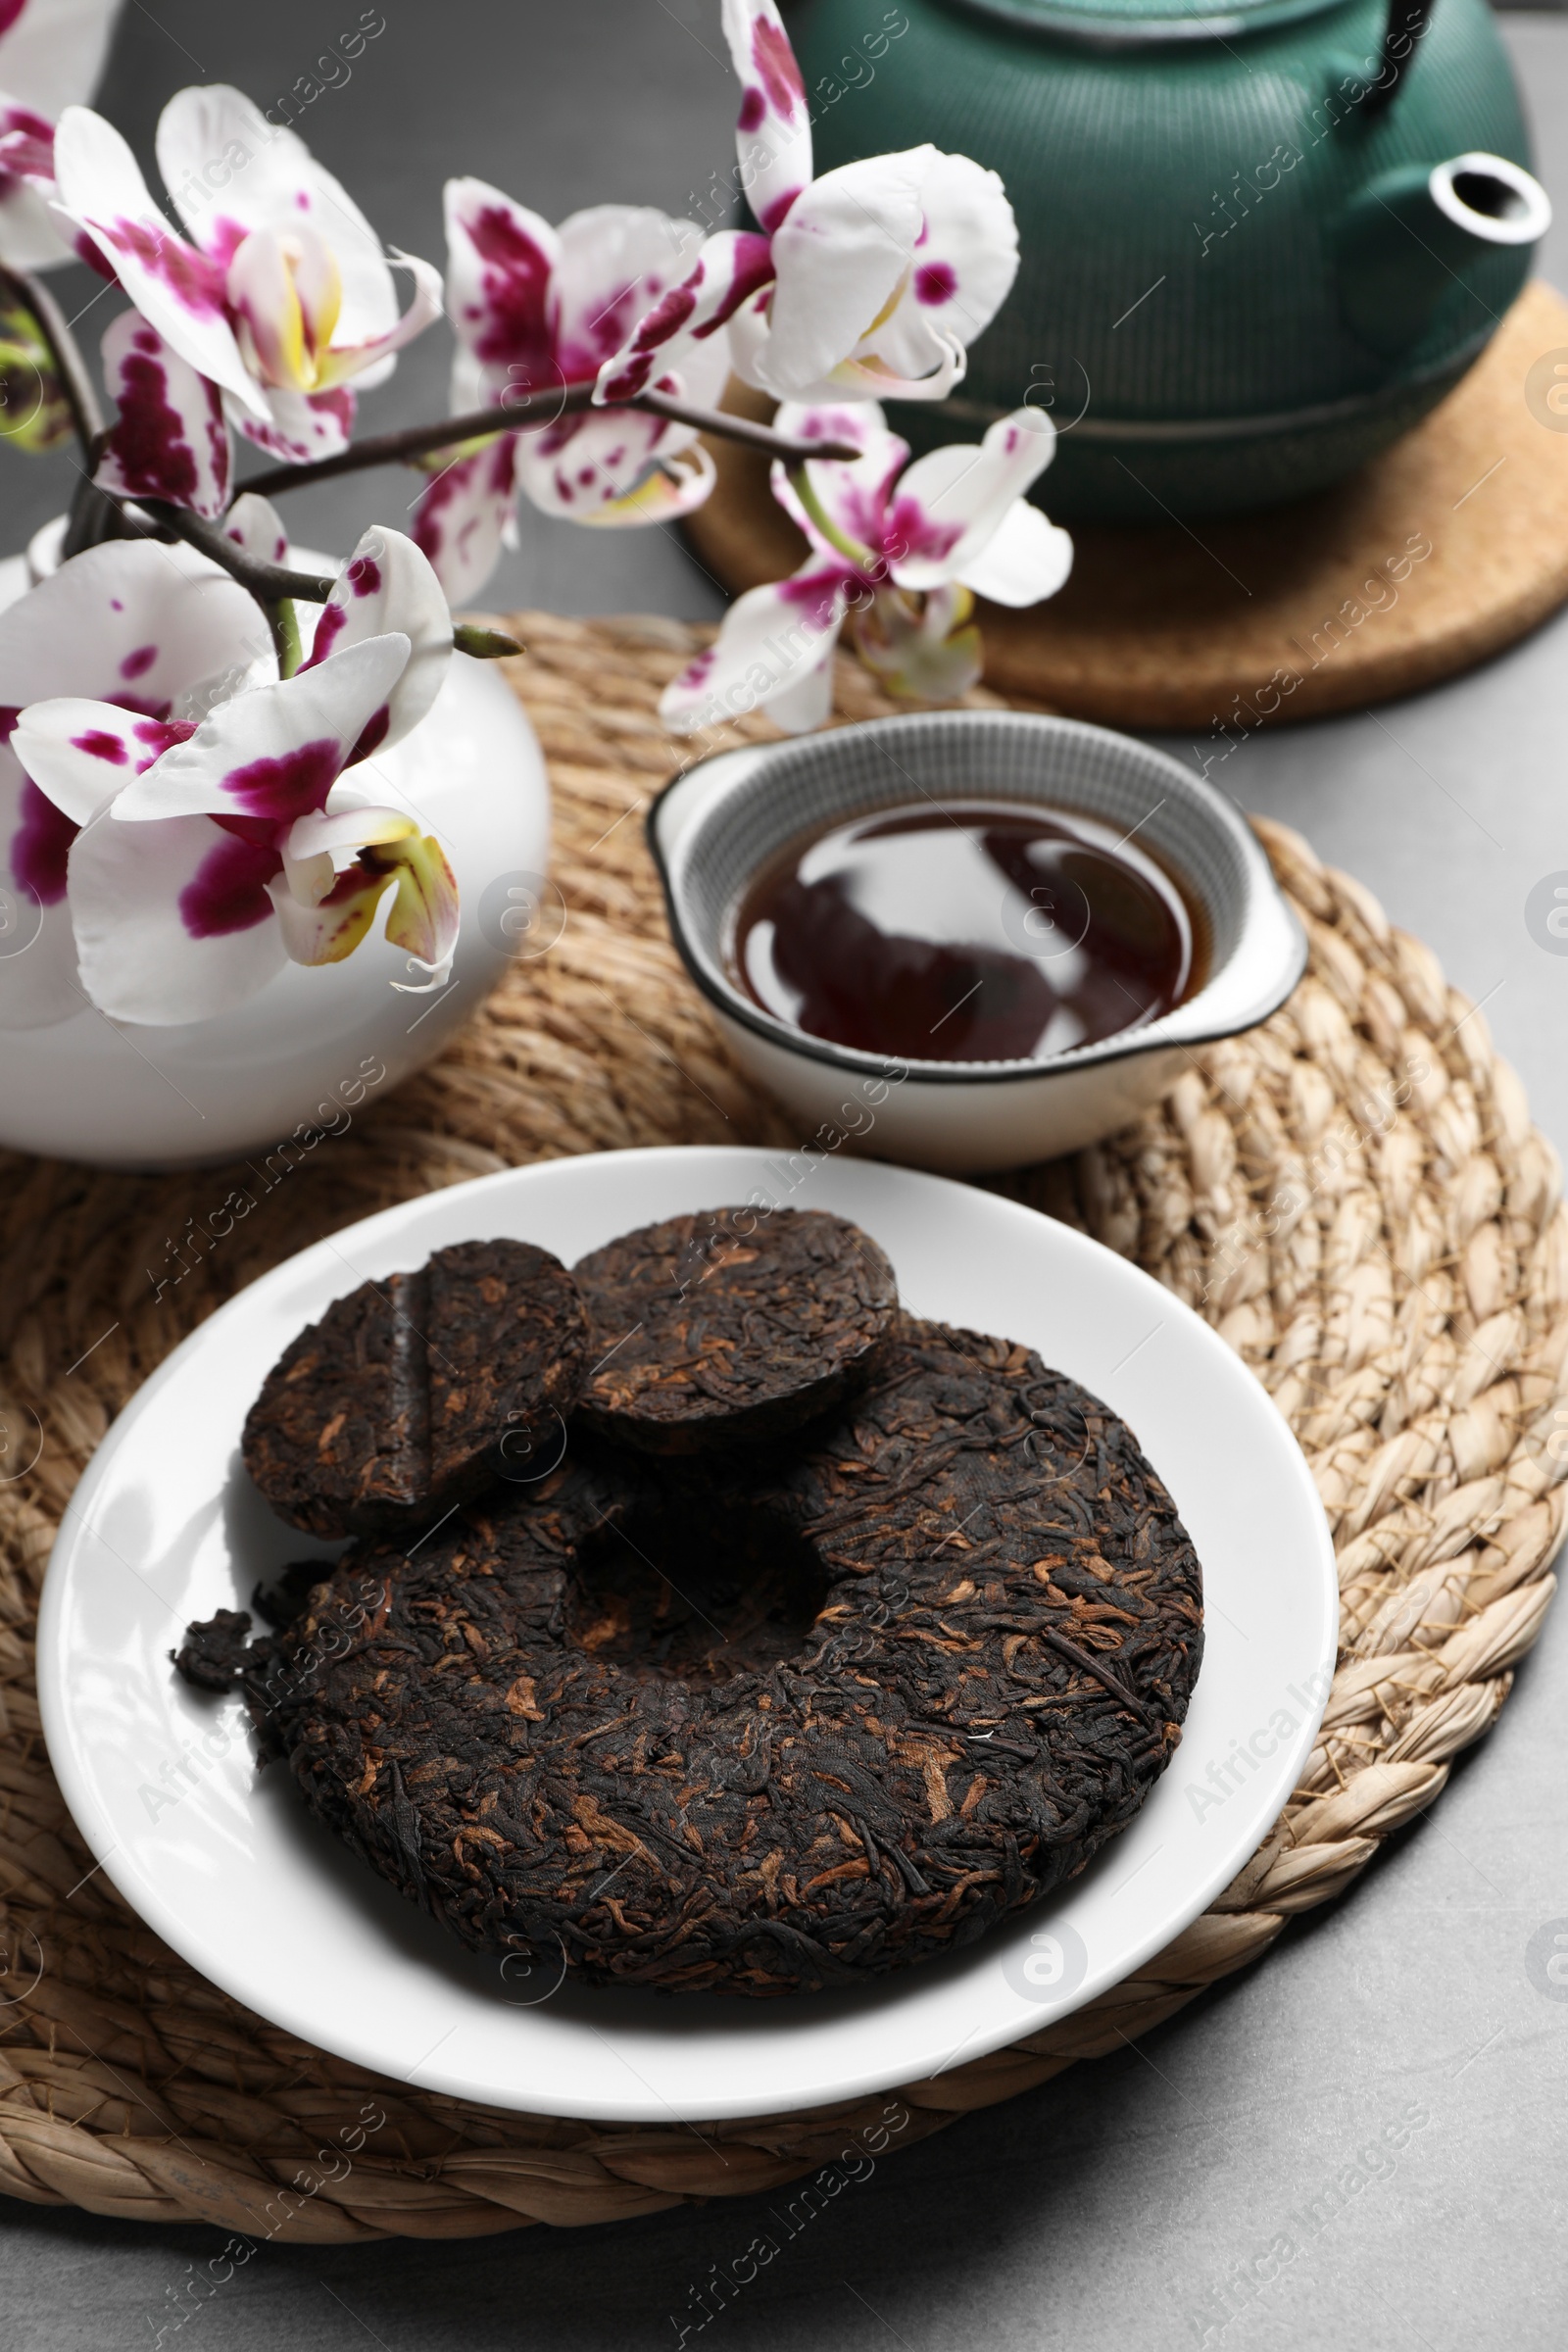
[0,613,1561,2241]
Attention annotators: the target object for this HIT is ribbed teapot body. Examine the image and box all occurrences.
[794,0,1536,517]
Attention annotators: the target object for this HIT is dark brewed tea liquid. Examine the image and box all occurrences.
[730,799,1201,1064]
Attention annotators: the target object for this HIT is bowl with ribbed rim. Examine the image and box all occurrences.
[648,710,1305,1175]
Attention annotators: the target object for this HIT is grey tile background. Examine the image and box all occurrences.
[2,5,1566,2347]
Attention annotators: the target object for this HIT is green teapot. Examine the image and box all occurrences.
[790,0,1550,518]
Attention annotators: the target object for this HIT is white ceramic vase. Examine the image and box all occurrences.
[0,541,549,1170]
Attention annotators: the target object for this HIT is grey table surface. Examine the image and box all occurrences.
[2,4,1566,2346]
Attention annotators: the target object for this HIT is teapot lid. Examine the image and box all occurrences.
[951,0,1340,42]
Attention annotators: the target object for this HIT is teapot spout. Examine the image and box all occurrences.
[1335,152,1550,358]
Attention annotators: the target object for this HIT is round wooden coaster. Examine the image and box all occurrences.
[683,280,1568,730]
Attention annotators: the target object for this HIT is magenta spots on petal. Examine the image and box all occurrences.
[757,187,804,235]
[71,729,128,765]
[464,202,557,375]
[307,384,356,439]
[347,704,390,765]
[689,233,775,340]
[132,716,196,762]
[345,555,381,598]
[754,18,806,119]
[109,600,123,613]
[10,780,76,907]
[177,832,282,939]
[0,108,54,184]
[75,228,118,281]
[203,217,250,271]
[107,217,226,317]
[577,466,595,487]
[120,644,158,681]
[737,86,765,133]
[779,568,854,631]
[220,738,342,822]
[885,493,962,565]
[305,600,347,668]
[915,261,957,307]
[100,339,225,509]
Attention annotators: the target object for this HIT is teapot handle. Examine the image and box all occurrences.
[1362,0,1433,117]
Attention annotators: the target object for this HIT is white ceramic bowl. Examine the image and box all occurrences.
[650,711,1306,1175]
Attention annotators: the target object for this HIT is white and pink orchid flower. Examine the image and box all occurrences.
[661,402,1072,736]
[411,181,724,602]
[599,0,1017,414]
[52,82,442,468]
[0,0,121,270]
[1,526,459,1029]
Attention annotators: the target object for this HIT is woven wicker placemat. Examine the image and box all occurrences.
[0,613,1561,2241]
[684,280,1568,730]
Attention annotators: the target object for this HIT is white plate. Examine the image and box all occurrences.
[37,1148,1337,2125]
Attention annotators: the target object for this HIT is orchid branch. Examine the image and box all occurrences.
[235,386,861,499]
[104,496,522,659]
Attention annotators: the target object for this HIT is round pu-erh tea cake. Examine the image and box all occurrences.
[573,1205,899,1453]
[190,1317,1202,1996]
[243,1240,589,1538]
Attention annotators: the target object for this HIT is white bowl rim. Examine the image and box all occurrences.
[648,710,1306,1090]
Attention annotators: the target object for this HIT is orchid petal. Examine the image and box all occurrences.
[229,380,357,464]
[763,647,835,734]
[12,699,194,824]
[887,406,1060,591]
[316,248,444,389]
[956,499,1075,608]
[444,177,560,393]
[659,564,850,735]
[113,632,412,824]
[737,151,926,402]
[411,434,518,604]
[814,336,964,406]
[514,409,715,526]
[721,0,811,235]
[96,310,231,518]
[0,1,121,122]
[281,802,416,908]
[221,490,289,566]
[305,527,452,753]
[852,151,1018,394]
[375,832,460,984]
[595,227,774,405]
[0,104,70,269]
[67,803,287,1025]
[156,85,396,348]
[0,537,269,712]
[853,582,981,704]
[225,223,312,391]
[52,106,265,414]
[268,853,395,968]
[555,443,716,529]
[554,205,708,388]
[0,740,84,1029]
[770,398,908,562]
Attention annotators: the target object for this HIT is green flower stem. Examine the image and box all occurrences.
[267,597,302,678]
[787,462,876,572]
